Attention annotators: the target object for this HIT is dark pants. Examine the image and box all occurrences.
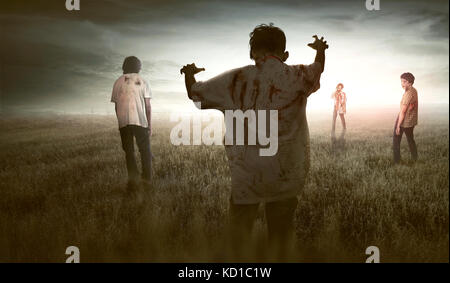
[393,117,417,163]
[229,197,298,259]
[119,125,152,182]
[331,108,346,138]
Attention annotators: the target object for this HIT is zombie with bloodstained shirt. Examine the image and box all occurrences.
[181,24,328,259]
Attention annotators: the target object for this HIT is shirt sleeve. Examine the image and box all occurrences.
[190,68,244,111]
[402,90,414,105]
[411,89,418,104]
[143,80,152,99]
[111,79,120,103]
[293,62,322,97]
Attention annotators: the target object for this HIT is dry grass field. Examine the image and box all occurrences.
[0,108,448,262]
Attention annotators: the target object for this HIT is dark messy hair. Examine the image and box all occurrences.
[400,72,415,84]
[249,23,286,59]
[336,83,344,89]
[122,56,142,74]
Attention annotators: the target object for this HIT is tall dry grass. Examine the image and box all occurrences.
[0,109,448,262]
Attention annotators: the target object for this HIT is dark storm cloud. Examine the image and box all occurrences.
[313,0,449,40]
[1,14,120,110]
[0,0,448,113]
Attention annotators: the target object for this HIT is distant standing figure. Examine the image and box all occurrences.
[393,72,418,164]
[331,83,346,140]
[111,56,153,187]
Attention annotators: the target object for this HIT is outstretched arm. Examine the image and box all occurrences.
[314,49,325,72]
[180,63,205,100]
[184,73,196,99]
[307,35,328,73]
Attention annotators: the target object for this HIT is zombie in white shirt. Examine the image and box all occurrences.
[181,24,328,258]
[190,57,321,204]
[111,73,152,129]
[111,56,153,185]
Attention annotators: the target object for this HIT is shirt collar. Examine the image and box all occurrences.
[255,55,284,67]
[263,55,283,63]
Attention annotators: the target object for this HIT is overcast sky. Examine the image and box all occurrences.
[0,0,448,114]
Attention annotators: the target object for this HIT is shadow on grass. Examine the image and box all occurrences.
[331,137,346,155]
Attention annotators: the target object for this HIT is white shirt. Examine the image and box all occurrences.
[191,57,322,204]
[111,73,152,128]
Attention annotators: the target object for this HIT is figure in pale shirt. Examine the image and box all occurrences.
[331,83,347,141]
[111,56,153,188]
[181,23,328,260]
